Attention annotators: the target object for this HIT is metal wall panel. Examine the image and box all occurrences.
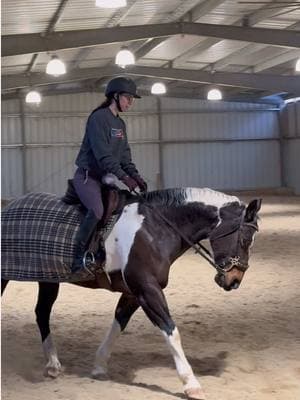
[283,139,300,195]
[162,111,278,141]
[163,140,281,190]
[1,93,283,199]
[25,146,78,195]
[1,149,24,198]
[281,101,300,194]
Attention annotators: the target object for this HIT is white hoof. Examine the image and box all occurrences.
[184,387,206,400]
[91,365,109,379]
[44,361,62,378]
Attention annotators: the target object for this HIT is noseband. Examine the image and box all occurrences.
[134,191,258,276]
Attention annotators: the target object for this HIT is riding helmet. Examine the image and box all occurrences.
[105,77,141,98]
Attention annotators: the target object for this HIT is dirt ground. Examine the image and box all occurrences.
[1,195,300,400]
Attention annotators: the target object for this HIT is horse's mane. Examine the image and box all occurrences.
[142,188,240,209]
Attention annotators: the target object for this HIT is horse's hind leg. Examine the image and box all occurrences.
[35,281,61,378]
[92,293,140,378]
[1,279,9,295]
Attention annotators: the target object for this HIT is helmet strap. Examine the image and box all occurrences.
[114,93,122,113]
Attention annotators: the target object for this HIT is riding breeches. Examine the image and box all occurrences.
[73,168,104,220]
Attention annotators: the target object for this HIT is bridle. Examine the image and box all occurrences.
[134,190,258,276]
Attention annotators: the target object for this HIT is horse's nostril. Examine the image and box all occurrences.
[231,279,240,290]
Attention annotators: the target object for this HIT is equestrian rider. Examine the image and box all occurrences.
[72,77,147,272]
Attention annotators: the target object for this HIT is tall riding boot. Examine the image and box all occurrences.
[72,210,100,273]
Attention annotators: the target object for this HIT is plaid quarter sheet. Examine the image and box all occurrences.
[1,192,89,282]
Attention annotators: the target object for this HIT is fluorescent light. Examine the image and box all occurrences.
[96,0,126,8]
[296,58,300,72]
[207,88,222,101]
[151,82,166,95]
[46,56,66,76]
[115,49,135,68]
[25,90,42,104]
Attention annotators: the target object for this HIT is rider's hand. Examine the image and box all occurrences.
[121,175,138,192]
[134,175,148,193]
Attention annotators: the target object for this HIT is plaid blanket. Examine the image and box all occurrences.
[1,192,116,282]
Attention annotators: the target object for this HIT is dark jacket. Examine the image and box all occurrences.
[75,107,138,180]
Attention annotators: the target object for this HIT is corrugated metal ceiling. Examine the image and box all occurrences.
[2,0,300,103]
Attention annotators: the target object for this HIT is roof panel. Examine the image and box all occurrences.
[2,0,62,34]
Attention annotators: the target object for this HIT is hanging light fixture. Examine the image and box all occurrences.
[115,48,135,68]
[46,55,66,76]
[95,0,126,7]
[207,88,222,101]
[25,90,42,104]
[151,82,166,95]
[296,58,300,72]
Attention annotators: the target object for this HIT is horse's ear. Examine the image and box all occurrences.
[245,199,262,222]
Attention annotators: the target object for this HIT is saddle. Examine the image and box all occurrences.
[62,179,121,226]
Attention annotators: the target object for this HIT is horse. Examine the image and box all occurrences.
[1,187,262,400]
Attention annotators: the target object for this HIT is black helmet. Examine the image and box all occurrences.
[105,77,141,98]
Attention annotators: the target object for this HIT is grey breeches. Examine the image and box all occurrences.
[73,168,104,220]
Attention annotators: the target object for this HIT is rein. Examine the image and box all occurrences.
[133,190,250,276]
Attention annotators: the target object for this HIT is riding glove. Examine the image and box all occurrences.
[134,175,148,192]
[121,175,138,192]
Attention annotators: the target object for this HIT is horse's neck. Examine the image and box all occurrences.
[138,202,217,263]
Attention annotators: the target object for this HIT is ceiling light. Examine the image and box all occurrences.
[25,90,42,104]
[115,48,135,68]
[207,88,222,101]
[46,56,66,76]
[96,0,126,9]
[296,58,300,72]
[151,82,166,95]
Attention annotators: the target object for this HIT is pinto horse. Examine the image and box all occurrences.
[1,187,261,400]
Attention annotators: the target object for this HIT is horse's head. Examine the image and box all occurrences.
[209,199,262,291]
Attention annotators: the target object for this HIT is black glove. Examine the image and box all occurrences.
[134,175,148,192]
[121,175,138,192]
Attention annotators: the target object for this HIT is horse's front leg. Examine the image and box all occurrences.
[35,282,61,378]
[92,293,140,378]
[137,282,205,400]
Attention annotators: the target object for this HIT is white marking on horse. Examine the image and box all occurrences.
[185,188,240,209]
[105,203,144,274]
[92,319,121,377]
[42,334,62,377]
[162,327,205,398]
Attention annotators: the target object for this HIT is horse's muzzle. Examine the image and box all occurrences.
[214,273,240,291]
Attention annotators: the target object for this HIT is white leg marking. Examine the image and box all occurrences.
[92,319,121,377]
[42,334,62,378]
[163,328,205,399]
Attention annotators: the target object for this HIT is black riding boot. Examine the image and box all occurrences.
[72,210,100,273]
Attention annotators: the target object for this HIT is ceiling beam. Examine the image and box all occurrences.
[1,84,281,105]
[253,49,300,72]
[172,3,300,68]
[3,22,299,57]
[134,0,226,60]
[211,21,300,71]
[2,65,300,95]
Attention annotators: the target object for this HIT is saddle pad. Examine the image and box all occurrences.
[1,192,116,283]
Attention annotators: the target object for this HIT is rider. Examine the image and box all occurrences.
[72,76,147,272]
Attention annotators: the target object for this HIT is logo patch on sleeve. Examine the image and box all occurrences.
[111,128,124,138]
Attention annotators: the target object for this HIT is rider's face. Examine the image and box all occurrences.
[119,93,135,112]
